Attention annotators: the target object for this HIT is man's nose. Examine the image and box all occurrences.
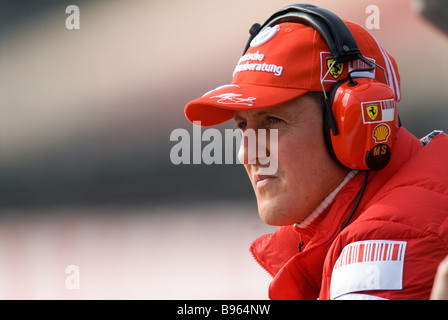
[237,129,270,165]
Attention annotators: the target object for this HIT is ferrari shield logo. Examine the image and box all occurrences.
[366,104,379,121]
[327,58,344,79]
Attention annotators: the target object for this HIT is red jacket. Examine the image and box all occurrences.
[250,128,448,300]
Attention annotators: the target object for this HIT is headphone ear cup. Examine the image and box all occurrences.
[326,78,399,170]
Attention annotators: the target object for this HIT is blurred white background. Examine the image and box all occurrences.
[0,0,447,299]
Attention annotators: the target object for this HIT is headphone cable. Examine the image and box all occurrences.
[341,170,369,231]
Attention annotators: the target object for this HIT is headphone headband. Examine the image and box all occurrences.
[244,4,361,62]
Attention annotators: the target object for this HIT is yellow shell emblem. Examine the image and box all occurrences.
[373,124,390,143]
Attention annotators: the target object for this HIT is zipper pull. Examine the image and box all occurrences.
[298,233,304,253]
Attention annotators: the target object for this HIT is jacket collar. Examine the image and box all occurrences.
[249,169,365,278]
[294,170,358,230]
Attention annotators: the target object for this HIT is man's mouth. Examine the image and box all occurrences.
[254,174,277,188]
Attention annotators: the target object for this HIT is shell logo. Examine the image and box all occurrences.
[373,124,390,143]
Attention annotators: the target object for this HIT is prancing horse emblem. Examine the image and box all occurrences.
[367,104,379,121]
[327,58,344,79]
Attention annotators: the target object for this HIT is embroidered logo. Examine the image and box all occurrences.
[209,93,256,106]
[321,52,375,83]
[233,50,284,77]
[250,25,280,47]
[326,58,344,79]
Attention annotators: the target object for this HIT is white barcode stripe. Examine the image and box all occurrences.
[374,243,380,261]
[350,245,355,265]
[333,240,407,271]
[362,243,367,263]
[380,243,386,261]
[367,242,372,262]
[399,243,406,261]
[386,243,392,261]
[343,246,349,266]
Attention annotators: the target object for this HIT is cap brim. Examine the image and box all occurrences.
[185,84,307,126]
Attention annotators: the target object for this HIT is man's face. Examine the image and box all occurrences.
[234,94,350,226]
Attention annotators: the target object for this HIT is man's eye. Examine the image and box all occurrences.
[267,116,283,124]
[235,122,247,131]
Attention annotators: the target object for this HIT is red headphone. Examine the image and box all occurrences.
[327,77,398,170]
[327,76,398,228]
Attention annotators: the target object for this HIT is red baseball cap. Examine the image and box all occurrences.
[185,20,400,127]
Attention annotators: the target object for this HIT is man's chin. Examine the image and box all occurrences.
[257,198,310,226]
[257,201,290,226]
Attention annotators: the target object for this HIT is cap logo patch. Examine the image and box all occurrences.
[326,58,344,79]
[250,25,280,48]
[209,93,256,106]
[321,52,347,83]
[349,57,376,79]
[321,52,376,83]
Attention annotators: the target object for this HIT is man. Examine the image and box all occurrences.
[184,4,448,300]
[432,256,448,299]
